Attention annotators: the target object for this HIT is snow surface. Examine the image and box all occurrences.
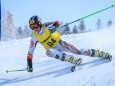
[0,26,115,86]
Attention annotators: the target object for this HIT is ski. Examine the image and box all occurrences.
[71,58,82,72]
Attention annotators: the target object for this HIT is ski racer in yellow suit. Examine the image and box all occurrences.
[27,15,112,72]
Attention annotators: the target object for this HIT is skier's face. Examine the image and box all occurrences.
[30,24,41,32]
[30,24,38,29]
[34,27,40,32]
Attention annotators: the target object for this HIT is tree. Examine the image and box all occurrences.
[2,10,16,41]
[16,26,23,39]
[107,20,113,27]
[58,26,65,35]
[23,25,32,37]
[78,20,86,33]
[73,25,78,33]
[18,27,22,35]
[97,18,102,29]
[64,23,70,34]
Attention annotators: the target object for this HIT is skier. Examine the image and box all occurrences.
[26,15,112,72]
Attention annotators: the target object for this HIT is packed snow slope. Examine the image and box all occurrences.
[0,26,115,86]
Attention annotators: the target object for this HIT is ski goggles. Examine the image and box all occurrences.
[30,24,39,30]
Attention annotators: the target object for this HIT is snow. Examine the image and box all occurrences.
[0,26,115,86]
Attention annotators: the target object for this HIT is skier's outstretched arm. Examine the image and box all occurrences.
[26,36,38,72]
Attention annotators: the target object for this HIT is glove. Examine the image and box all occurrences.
[27,66,33,72]
[27,59,33,72]
[53,21,60,28]
[27,54,33,72]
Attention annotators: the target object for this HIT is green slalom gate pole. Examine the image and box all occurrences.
[56,4,115,30]
[6,68,27,73]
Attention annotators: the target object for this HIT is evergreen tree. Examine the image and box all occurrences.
[107,20,113,27]
[64,23,70,34]
[58,26,65,35]
[18,27,22,35]
[73,25,78,33]
[78,20,86,33]
[97,18,102,29]
[2,10,16,41]
[23,25,32,37]
[16,26,23,39]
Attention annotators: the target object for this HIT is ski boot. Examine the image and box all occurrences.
[91,49,112,61]
[99,51,112,61]
[61,53,82,64]
[61,53,82,72]
[71,58,82,72]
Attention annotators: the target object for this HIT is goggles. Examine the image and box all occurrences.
[30,24,39,30]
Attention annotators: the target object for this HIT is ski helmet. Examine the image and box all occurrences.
[29,15,42,30]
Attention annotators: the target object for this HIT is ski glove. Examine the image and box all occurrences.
[27,58,33,72]
[53,21,60,28]
[27,66,33,72]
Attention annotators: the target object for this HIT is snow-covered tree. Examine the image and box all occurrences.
[23,25,32,37]
[1,9,16,41]
[73,25,78,34]
[64,23,70,34]
[107,20,113,27]
[97,18,102,29]
[78,20,86,33]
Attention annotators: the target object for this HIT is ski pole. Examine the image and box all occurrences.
[6,68,27,73]
[56,4,115,30]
